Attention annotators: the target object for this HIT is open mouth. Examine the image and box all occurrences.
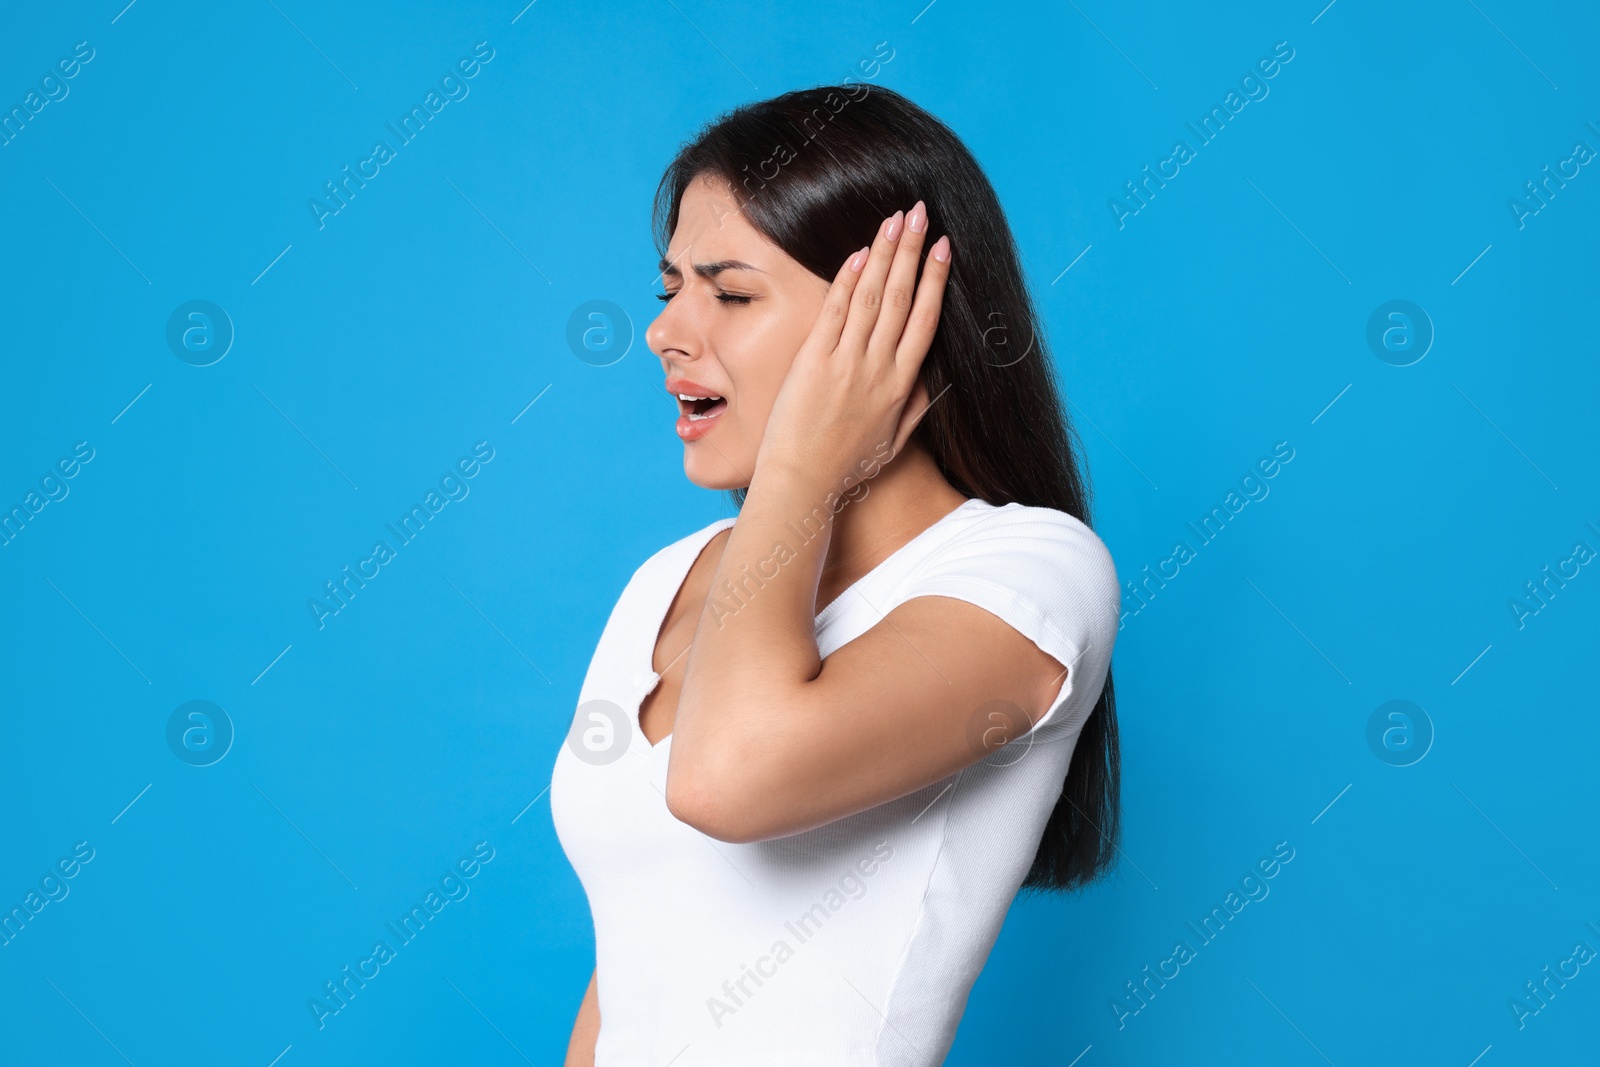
[676,392,728,421]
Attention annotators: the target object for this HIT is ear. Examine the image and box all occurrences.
[890,376,933,459]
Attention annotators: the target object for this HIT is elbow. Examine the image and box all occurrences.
[664,760,769,844]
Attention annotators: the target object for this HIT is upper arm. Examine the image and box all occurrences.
[665,509,1119,844]
[668,594,1072,843]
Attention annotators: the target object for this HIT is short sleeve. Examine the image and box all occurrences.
[894,503,1121,737]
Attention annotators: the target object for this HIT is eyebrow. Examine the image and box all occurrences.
[657,258,764,280]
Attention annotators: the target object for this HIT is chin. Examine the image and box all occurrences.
[683,445,753,492]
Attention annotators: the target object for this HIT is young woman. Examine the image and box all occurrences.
[552,85,1122,1066]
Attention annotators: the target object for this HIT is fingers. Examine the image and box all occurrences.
[807,244,871,353]
[894,234,951,372]
[866,201,931,359]
[838,209,906,356]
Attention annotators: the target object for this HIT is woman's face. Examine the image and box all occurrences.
[647,174,831,489]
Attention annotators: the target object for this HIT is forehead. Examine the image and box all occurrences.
[666,175,775,259]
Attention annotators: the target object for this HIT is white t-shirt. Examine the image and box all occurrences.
[551,497,1120,1065]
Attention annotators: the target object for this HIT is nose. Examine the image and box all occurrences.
[646,297,691,366]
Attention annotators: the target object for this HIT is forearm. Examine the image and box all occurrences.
[673,460,846,769]
[563,969,598,1067]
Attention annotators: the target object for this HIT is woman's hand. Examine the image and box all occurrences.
[753,202,952,492]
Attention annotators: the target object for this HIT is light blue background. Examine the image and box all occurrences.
[2,0,1596,1063]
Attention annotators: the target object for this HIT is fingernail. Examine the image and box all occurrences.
[931,235,950,262]
[885,211,903,242]
[849,246,870,272]
[908,201,926,234]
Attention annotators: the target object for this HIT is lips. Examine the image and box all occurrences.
[665,377,727,441]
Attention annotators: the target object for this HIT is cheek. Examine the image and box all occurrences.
[722,304,814,413]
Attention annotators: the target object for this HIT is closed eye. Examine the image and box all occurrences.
[655,291,754,305]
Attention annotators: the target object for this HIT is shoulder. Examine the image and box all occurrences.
[624,515,737,591]
[900,501,1121,662]
[913,502,1118,600]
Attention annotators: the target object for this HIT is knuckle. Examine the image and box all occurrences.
[885,285,913,312]
[859,288,883,312]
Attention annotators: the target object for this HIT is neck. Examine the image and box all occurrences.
[816,442,968,603]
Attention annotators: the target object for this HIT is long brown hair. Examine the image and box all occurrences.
[654,84,1121,891]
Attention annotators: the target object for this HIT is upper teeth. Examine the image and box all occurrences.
[678,393,722,401]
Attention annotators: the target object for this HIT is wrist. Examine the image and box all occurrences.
[752,433,898,503]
